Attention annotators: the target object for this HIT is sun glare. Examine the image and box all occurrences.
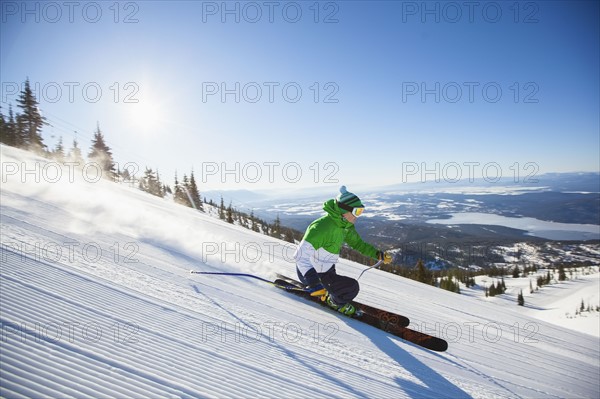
[130,102,161,133]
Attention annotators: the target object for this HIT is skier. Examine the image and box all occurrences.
[294,186,392,316]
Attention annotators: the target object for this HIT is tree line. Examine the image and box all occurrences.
[378,254,598,308]
[0,78,307,247]
[1,79,119,181]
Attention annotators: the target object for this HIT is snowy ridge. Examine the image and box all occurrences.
[1,145,599,398]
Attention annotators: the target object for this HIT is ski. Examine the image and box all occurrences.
[275,274,409,325]
[190,269,448,351]
[274,275,448,352]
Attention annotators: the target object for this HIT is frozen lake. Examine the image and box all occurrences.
[427,212,600,240]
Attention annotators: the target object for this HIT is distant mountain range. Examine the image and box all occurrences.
[204,173,599,242]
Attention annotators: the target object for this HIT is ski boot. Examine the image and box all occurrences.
[323,294,358,316]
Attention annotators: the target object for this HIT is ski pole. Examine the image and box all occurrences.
[190,270,274,283]
[189,270,307,292]
[357,260,383,280]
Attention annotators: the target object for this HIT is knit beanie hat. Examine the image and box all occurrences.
[336,186,364,210]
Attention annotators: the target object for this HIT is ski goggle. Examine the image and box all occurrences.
[337,201,365,217]
[352,207,365,217]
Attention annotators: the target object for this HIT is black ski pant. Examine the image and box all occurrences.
[297,265,359,306]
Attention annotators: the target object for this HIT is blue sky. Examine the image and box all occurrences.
[1,1,598,192]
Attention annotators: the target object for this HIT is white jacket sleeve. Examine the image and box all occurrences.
[294,240,338,275]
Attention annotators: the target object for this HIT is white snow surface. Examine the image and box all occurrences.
[1,145,599,399]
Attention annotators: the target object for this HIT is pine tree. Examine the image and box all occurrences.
[173,172,187,206]
[16,78,47,153]
[226,202,234,224]
[467,275,476,287]
[181,174,193,207]
[439,276,460,294]
[155,169,164,196]
[139,168,164,197]
[0,105,18,146]
[239,212,248,229]
[271,214,282,238]
[283,227,295,243]
[518,290,525,306]
[487,265,500,278]
[6,105,20,147]
[219,197,225,220]
[121,167,131,182]
[67,138,85,166]
[529,279,534,294]
[415,259,432,285]
[558,264,567,281]
[88,123,116,180]
[52,137,65,162]
[512,265,521,278]
[250,211,256,232]
[188,171,203,211]
[0,106,7,145]
[488,280,505,297]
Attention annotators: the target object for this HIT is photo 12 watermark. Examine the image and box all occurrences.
[194,320,339,345]
[200,240,297,265]
[1,1,140,24]
[416,321,540,345]
[397,241,504,265]
[400,1,540,24]
[200,161,340,186]
[1,240,140,265]
[401,82,540,104]
[1,81,140,104]
[2,320,139,345]
[1,160,140,184]
[198,238,381,267]
[200,1,340,24]
[400,161,540,183]
[201,82,339,104]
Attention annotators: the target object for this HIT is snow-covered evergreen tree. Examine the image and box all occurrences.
[187,171,203,211]
[173,172,187,206]
[219,197,225,220]
[271,214,281,238]
[139,168,164,197]
[88,123,116,180]
[16,79,47,153]
[67,138,85,166]
[518,290,524,306]
[52,137,65,162]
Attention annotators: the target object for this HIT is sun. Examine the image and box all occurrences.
[129,101,161,133]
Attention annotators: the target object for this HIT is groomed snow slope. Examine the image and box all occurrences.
[1,145,599,398]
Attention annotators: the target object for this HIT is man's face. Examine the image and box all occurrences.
[342,212,357,224]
